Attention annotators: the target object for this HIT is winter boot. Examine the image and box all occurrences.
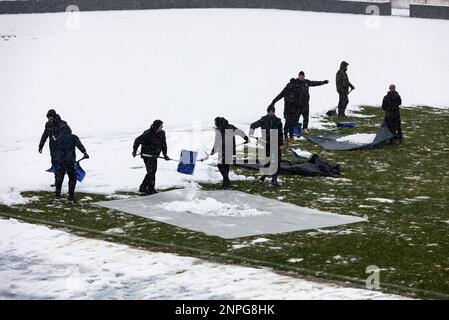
[67,195,77,204]
[222,180,231,190]
[259,176,266,183]
[147,189,158,195]
[271,177,280,187]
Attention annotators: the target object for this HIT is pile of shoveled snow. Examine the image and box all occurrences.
[0,218,408,300]
[157,197,270,217]
[336,133,376,144]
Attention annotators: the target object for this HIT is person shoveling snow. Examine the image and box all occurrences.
[132,120,171,195]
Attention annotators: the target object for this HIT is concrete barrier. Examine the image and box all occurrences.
[0,0,391,16]
[410,3,449,19]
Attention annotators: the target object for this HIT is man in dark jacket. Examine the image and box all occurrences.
[132,120,170,194]
[382,84,403,143]
[295,71,329,134]
[39,109,72,184]
[53,133,89,203]
[249,106,284,187]
[336,61,355,117]
[269,78,300,143]
[211,117,249,190]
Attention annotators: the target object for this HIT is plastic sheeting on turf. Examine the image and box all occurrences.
[95,189,366,239]
[305,125,394,151]
[236,155,341,177]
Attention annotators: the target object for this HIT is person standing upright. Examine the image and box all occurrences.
[249,106,284,187]
[53,132,89,203]
[132,120,170,195]
[211,117,249,190]
[38,109,72,185]
[269,78,300,144]
[296,71,329,134]
[382,84,403,144]
[336,61,355,118]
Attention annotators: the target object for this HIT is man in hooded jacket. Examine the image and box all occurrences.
[39,109,72,184]
[382,84,403,143]
[210,117,249,189]
[249,106,284,187]
[132,120,170,194]
[336,61,355,117]
[53,133,89,203]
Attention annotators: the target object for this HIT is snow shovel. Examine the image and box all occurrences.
[46,155,88,183]
[326,88,355,116]
[139,151,208,176]
[75,156,88,183]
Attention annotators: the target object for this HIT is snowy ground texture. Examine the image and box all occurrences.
[0,218,406,300]
[1,9,449,203]
[1,8,448,299]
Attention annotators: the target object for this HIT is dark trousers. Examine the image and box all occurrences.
[297,104,310,129]
[261,146,281,181]
[338,93,349,117]
[385,115,403,141]
[284,113,296,139]
[140,157,158,192]
[55,162,76,198]
[217,163,230,186]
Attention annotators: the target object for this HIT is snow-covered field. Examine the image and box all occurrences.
[1,8,448,300]
[1,8,448,203]
[0,218,407,299]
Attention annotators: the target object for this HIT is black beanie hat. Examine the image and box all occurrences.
[267,105,275,113]
[298,71,305,77]
[46,109,57,118]
[151,119,163,131]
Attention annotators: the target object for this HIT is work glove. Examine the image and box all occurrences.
[38,147,42,154]
[324,80,329,84]
[132,151,137,158]
[164,155,170,161]
[244,136,250,144]
[84,153,90,159]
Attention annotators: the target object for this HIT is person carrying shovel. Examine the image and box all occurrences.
[132,120,170,195]
[210,117,249,190]
[54,132,89,203]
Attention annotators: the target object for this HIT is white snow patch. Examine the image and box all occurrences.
[0,218,407,299]
[365,198,395,204]
[336,134,376,144]
[157,197,270,217]
[0,187,29,206]
[287,258,304,263]
[292,149,313,160]
[251,238,271,244]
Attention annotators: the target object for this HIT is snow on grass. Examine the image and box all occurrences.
[365,198,395,204]
[287,258,304,263]
[0,187,30,206]
[292,149,313,160]
[0,218,407,299]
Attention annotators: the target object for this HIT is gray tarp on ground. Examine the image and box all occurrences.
[95,189,366,239]
[305,126,394,151]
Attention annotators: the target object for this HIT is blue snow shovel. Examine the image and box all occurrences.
[46,155,88,182]
[177,149,198,175]
[75,156,89,182]
[139,151,208,176]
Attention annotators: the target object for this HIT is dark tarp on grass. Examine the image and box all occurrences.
[236,154,341,177]
[304,125,394,151]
